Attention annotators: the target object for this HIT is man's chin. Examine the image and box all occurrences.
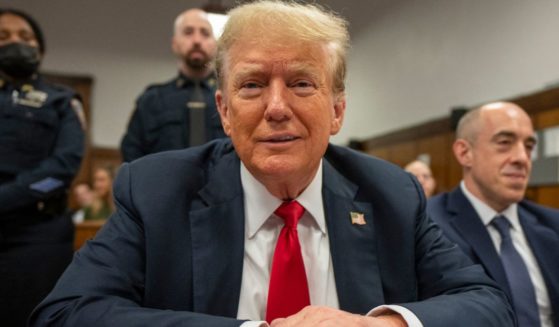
[186,58,208,70]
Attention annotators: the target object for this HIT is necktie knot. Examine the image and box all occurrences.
[275,201,305,228]
[492,215,512,241]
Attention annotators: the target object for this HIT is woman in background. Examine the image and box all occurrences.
[84,166,115,220]
[404,160,437,198]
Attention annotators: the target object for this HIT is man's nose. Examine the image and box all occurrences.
[264,81,291,122]
[511,142,531,164]
[191,31,204,44]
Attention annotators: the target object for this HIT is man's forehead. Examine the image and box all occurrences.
[176,12,212,30]
[228,40,327,64]
[233,59,323,71]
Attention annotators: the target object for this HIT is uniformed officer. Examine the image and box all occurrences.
[0,8,85,326]
[120,8,226,162]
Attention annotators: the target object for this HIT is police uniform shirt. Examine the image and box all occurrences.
[0,75,85,225]
[120,72,227,162]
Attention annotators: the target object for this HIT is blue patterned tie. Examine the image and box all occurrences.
[492,215,541,327]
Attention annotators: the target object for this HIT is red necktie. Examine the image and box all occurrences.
[266,201,310,323]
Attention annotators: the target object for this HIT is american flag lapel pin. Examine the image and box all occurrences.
[350,211,366,225]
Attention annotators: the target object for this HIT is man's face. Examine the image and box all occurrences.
[0,13,39,49]
[216,38,345,187]
[405,161,436,198]
[459,105,536,211]
[172,11,216,70]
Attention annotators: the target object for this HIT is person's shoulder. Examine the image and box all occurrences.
[325,143,409,181]
[426,191,453,221]
[520,199,559,225]
[428,191,450,208]
[324,144,423,203]
[35,77,77,99]
[127,138,235,173]
[141,76,180,95]
[33,77,82,118]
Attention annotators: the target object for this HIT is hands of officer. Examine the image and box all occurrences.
[269,306,407,327]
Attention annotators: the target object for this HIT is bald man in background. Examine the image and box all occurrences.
[121,8,226,162]
[428,102,559,327]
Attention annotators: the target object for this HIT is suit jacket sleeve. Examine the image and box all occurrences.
[29,163,243,327]
[401,204,515,326]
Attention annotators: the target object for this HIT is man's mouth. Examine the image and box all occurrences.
[268,135,298,142]
[188,50,206,58]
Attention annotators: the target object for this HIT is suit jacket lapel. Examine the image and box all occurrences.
[519,205,559,322]
[322,160,384,313]
[447,188,511,297]
[189,151,245,318]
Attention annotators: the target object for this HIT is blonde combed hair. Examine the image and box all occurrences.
[215,0,349,94]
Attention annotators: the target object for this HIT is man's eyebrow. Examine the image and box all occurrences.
[492,131,516,140]
[285,62,322,81]
[231,64,268,84]
[491,130,537,144]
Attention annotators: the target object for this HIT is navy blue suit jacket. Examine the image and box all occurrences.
[31,140,514,326]
[428,187,559,327]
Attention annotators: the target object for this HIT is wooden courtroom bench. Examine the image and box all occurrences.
[74,220,106,250]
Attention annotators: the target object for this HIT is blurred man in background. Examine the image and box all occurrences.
[120,8,226,162]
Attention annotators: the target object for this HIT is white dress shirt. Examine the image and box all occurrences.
[237,162,421,327]
[461,182,552,327]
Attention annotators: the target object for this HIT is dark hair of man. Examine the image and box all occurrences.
[0,8,46,54]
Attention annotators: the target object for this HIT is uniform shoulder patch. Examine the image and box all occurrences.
[71,98,87,131]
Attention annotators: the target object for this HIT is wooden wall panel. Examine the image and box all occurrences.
[387,141,417,168]
[89,147,123,179]
[354,86,559,208]
[535,186,559,209]
[535,107,559,129]
[367,146,390,160]
[417,133,455,193]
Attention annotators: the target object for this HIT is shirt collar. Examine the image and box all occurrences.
[241,161,326,238]
[460,181,520,230]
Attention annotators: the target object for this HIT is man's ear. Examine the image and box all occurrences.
[216,90,231,136]
[330,93,346,135]
[453,139,473,167]
[171,36,179,56]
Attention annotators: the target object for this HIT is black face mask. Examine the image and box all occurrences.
[0,43,40,79]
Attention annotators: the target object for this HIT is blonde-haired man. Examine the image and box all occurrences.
[32,2,513,327]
